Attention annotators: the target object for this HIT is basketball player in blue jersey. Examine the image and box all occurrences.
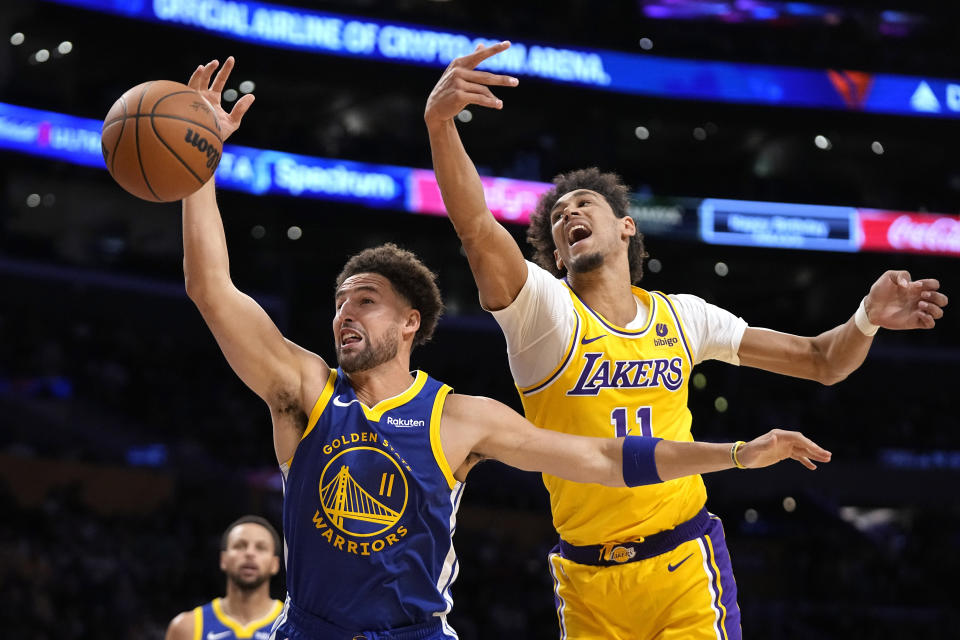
[181,57,830,640]
[166,516,284,640]
[425,42,950,640]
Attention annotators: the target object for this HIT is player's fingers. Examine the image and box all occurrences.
[795,456,817,470]
[915,310,936,328]
[229,93,255,123]
[918,300,944,320]
[889,269,912,288]
[455,89,503,110]
[921,290,948,307]
[199,59,219,89]
[211,56,235,94]
[916,278,941,291]
[461,69,519,87]
[457,40,511,69]
[187,64,205,89]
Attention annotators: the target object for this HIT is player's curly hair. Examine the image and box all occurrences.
[335,243,444,348]
[221,515,281,557]
[527,167,648,284]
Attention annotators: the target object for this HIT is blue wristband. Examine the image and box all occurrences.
[622,436,663,487]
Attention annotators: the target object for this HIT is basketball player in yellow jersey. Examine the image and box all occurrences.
[425,42,950,639]
[166,516,283,640]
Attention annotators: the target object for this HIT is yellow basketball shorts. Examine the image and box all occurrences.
[548,513,741,640]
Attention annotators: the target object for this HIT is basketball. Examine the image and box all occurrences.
[101,80,223,202]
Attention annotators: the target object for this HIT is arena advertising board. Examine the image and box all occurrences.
[1,101,957,257]
[45,0,960,119]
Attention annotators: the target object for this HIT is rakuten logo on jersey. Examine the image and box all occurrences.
[859,212,960,256]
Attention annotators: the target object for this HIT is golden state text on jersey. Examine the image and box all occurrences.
[519,284,706,546]
[278,369,463,633]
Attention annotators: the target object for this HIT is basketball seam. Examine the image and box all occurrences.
[135,82,162,201]
[109,96,127,174]
[152,91,222,140]
[149,113,205,186]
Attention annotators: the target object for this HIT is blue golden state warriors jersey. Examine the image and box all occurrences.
[192,598,283,640]
[519,283,705,546]
[279,369,463,633]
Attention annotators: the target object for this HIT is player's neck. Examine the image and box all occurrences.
[220,586,274,624]
[567,260,637,326]
[345,358,417,407]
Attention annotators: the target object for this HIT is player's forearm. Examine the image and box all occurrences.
[808,318,873,385]
[427,118,497,243]
[651,440,740,482]
[182,178,232,300]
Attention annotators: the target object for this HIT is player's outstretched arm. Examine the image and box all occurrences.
[425,42,527,311]
[440,395,831,486]
[739,270,948,384]
[181,58,328,461]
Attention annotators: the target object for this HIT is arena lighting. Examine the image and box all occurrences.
[1,100,958,257]
[42,0,960,120]
[10,32,25,46]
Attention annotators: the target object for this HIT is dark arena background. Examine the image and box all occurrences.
[1,1,958,638]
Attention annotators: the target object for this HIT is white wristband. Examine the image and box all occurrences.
[854,297,879,336]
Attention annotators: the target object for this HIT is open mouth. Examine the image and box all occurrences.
[567,224,592,247]
[340,329,363,348]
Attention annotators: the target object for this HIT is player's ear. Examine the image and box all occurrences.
[270,554,280,576]
[403,308,421,339]
[554,248,564,271]
[621,215,636,240]
[219,550,227,571]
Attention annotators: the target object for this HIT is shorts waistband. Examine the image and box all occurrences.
[557,507,711,566]
[284,600,445,640]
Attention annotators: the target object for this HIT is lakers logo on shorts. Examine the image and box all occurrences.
[609,546,636,563]
[319,446,409,537]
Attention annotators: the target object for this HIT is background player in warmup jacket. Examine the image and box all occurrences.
[181,57,829,640]
[166,516,283,640]
[425,42,950,639]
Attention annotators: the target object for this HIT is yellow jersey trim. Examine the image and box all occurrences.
[428,384,456,489]
[652,291,694,368]
[566,280,658,337]
[704,535,730,640]
[518,310,581,395]
[191,606,203,640]
[284,368,338,468]
[352,370,429,421]
[211,598,284,639]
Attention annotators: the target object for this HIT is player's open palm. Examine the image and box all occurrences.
[738,429,832,470]
[425,41,518,125]
[865,270,948,330]
[187,56,254,142]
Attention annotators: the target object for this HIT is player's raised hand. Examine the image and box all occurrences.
[737,429,832,470]
[187,56,255,141]
[863,270,948,330]
[425,41,519,125]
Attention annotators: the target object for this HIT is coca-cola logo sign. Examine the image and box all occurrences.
[859,211,960,256]
[888,215,960,254]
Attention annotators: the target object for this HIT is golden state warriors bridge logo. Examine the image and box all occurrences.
[312,437,411,556]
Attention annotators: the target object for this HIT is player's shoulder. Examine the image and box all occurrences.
[165,608,198,640]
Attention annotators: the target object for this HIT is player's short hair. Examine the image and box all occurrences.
[335,243,444,348]
[221,515,281,557]
[528,167,648,284]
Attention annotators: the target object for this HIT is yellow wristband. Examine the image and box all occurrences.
[731,440,747,469]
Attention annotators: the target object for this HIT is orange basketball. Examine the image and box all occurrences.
[101,80,223,202]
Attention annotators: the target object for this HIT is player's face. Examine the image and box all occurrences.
[549,189,634,275]
[333,273,414,373]
[220,523,279,592]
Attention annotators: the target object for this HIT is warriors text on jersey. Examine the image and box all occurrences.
[277,369,463,633]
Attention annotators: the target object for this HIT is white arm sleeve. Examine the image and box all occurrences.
[487,261,577,388]
[668,293,748,366]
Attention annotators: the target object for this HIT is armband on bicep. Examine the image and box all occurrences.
[622,436,663,487]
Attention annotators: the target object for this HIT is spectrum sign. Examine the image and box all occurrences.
[44,0,960,120]
[1,100,957,258]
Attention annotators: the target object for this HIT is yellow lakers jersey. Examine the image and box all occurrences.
[519,283,706,545]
